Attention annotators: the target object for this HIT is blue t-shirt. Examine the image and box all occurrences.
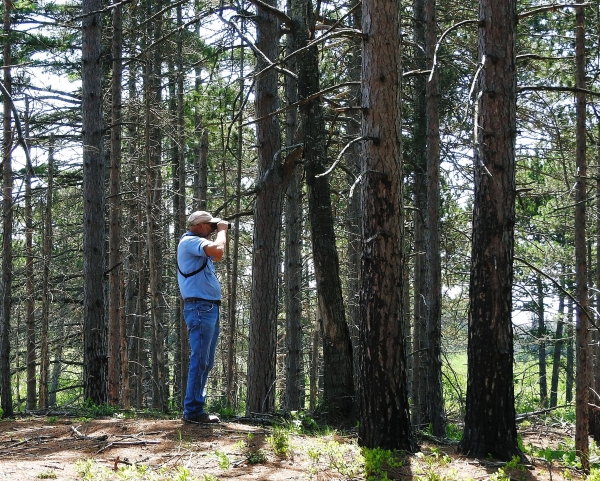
[177,233,222,300]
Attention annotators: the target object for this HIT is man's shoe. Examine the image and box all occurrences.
[184,412,220,424]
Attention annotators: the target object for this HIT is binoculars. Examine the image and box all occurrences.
[210,222,233,230]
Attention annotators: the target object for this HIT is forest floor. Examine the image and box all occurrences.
[0,413,591,481]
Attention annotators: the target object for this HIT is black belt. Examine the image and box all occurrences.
[184,297,221,305]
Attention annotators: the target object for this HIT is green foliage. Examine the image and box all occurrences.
[266,426,291,457]
[75,458,201,480]
[246,449,267,465]
[445,423,462,441]
[362,447,403,481]
[0,407,3,419]
[213,451,229,470]
[37,471,57,479]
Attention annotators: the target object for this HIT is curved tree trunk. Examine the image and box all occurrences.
[293,0,355,419]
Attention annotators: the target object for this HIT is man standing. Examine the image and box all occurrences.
[177,210,228,423]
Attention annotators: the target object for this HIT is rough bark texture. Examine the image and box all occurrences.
[0,0,12,417]
[411,0,429,429]
[246,0,283,414]
[295,0,355,419]
[574,0,590,469]
[284,2,304,411]
[82,0,108,406]
[108,0,124,407]
[460,0,521,460]
[358,0,415,451]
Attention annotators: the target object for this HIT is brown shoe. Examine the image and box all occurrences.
[184,413,220,424]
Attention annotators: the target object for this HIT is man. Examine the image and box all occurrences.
[177,210,228,423]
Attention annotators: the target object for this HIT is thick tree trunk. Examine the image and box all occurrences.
[574,0,590,469]
[246,0,283,415]
[283,2,303,411]
[82,0,108,406]
[358,0,415,451]
[460,0,521,460]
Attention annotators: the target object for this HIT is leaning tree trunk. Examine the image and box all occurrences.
[293,0,355,419]
[460,0,521,461]
[357,0,415,451]
[82,0,108,406]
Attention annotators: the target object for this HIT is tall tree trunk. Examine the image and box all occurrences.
[592,124,600,440]
[145,14,167,411]
[294,0,354,419]
[574,0,590,469]
[0,0,13,417]
[246,0,287,415]
[39,142,54,410]
[345,0,362,392]
[108,0,124,407]
[411,0,429,429]
[424,0,445,437]
[283,2,303,410]
[82,0,108,405]
[460,0,521,460]
[226,84,243,409]
[24,97,36,411]
[172,1,186,410]
[357,0,415,450]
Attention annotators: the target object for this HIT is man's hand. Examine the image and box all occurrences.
[216,220,229,231]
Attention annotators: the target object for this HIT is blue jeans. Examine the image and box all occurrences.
[183,300,220,418]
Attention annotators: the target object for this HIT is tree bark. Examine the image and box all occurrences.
[574,0,590,469]
[460,0,521,460]
[283,0,303,411]
[536,275,548,407]
[411,0,429,429]
[82,0,108,406]
[357,0,415,450]
[108,0,124,407]
[294,0,355,419]
[246,0,284,415]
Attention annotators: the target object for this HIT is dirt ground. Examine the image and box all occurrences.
[0,414,590,480]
